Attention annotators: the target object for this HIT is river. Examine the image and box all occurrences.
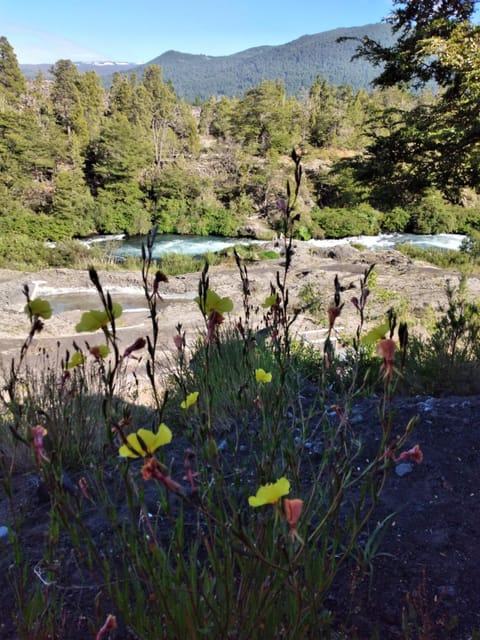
[86,232,467,259]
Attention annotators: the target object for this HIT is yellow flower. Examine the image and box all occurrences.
[248,477,290,507]
[255,368,272,384]
[119,424,172,458]
[180,391,199,409]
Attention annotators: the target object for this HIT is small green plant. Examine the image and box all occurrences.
[298,281,326,320]
[404,274,480,395]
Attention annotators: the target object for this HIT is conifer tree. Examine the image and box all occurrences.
[0,36,26,104]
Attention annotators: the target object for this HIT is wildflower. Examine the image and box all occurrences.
[173,333,185,352]
[78,477,92,501]
[89,344,109,360]
[24,297,52,320]
[327,304,343,329]
[151,270,168,298]
[118,424,172,458]
[31,425,49,465]
[95,614,117,640]
[183,448,200,492]
[76,304,123,333]
[284,498,304,543]
[248,477,290,507]
[398,444,423,464]
[284,498,303,528]
[122,337,146,359]
[206,309,224,344]
[180,391,199,410]
[57,369,71,394]
[141,458,181,493]
[66,351,84,369]
[255,368,272,384]
[195,290,233,316]
[377,338,396,379]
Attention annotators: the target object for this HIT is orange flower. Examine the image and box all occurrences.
[377,338,396,379]
[284,498,303,528]
[284,498,304,544]
[31,425,49,465]
[398,444,423,464]
[95,614,117,640]
[141,458,182,493]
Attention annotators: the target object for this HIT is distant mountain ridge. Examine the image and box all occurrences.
[20,23,394,101]
[20,60,138,78]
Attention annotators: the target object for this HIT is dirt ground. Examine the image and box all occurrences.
[1,242,480,638]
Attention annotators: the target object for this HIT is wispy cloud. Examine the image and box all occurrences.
[5,23,108,63]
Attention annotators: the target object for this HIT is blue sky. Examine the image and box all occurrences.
[3,0,394,64]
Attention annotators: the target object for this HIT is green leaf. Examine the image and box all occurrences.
[362,322,390,346]
[67,351,85,369]
[75,303,122,333]
[96,344,110,358]
[195,290,233,315]
[261,293,278,309]
[25,298,52,320]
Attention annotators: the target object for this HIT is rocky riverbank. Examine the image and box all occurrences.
[0,240,476,372]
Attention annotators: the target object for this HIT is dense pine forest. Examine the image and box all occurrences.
[1,0,480,267]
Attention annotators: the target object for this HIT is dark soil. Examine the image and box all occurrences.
[1,393,479,639]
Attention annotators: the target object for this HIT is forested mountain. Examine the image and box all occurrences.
[20,23,394,101]
[145,23,395,100]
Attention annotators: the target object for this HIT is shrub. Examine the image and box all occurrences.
[312,203,382,238]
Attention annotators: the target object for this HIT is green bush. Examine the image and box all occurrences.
[381,206,412,232]
[311,203,382,238]
[409,189,457,234]
[402,275,480,395]
[0,233,50,268]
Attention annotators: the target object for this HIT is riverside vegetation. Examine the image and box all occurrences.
[1,153,480,638]
[1,1,480,269]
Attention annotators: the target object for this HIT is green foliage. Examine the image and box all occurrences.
[403,275,480,395]
[381,206,411,232]
[1,33,480,260]
[0,36,27,103]
[231,80,302,156]
[312,202,382,238]
[298,282,326,319]
[409,189,458,234]
[0,233,50,268]
[350,0,480,200]
[396,243,474,270]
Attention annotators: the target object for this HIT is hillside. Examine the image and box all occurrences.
[145,23,394,100]
[20,23,394,101]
